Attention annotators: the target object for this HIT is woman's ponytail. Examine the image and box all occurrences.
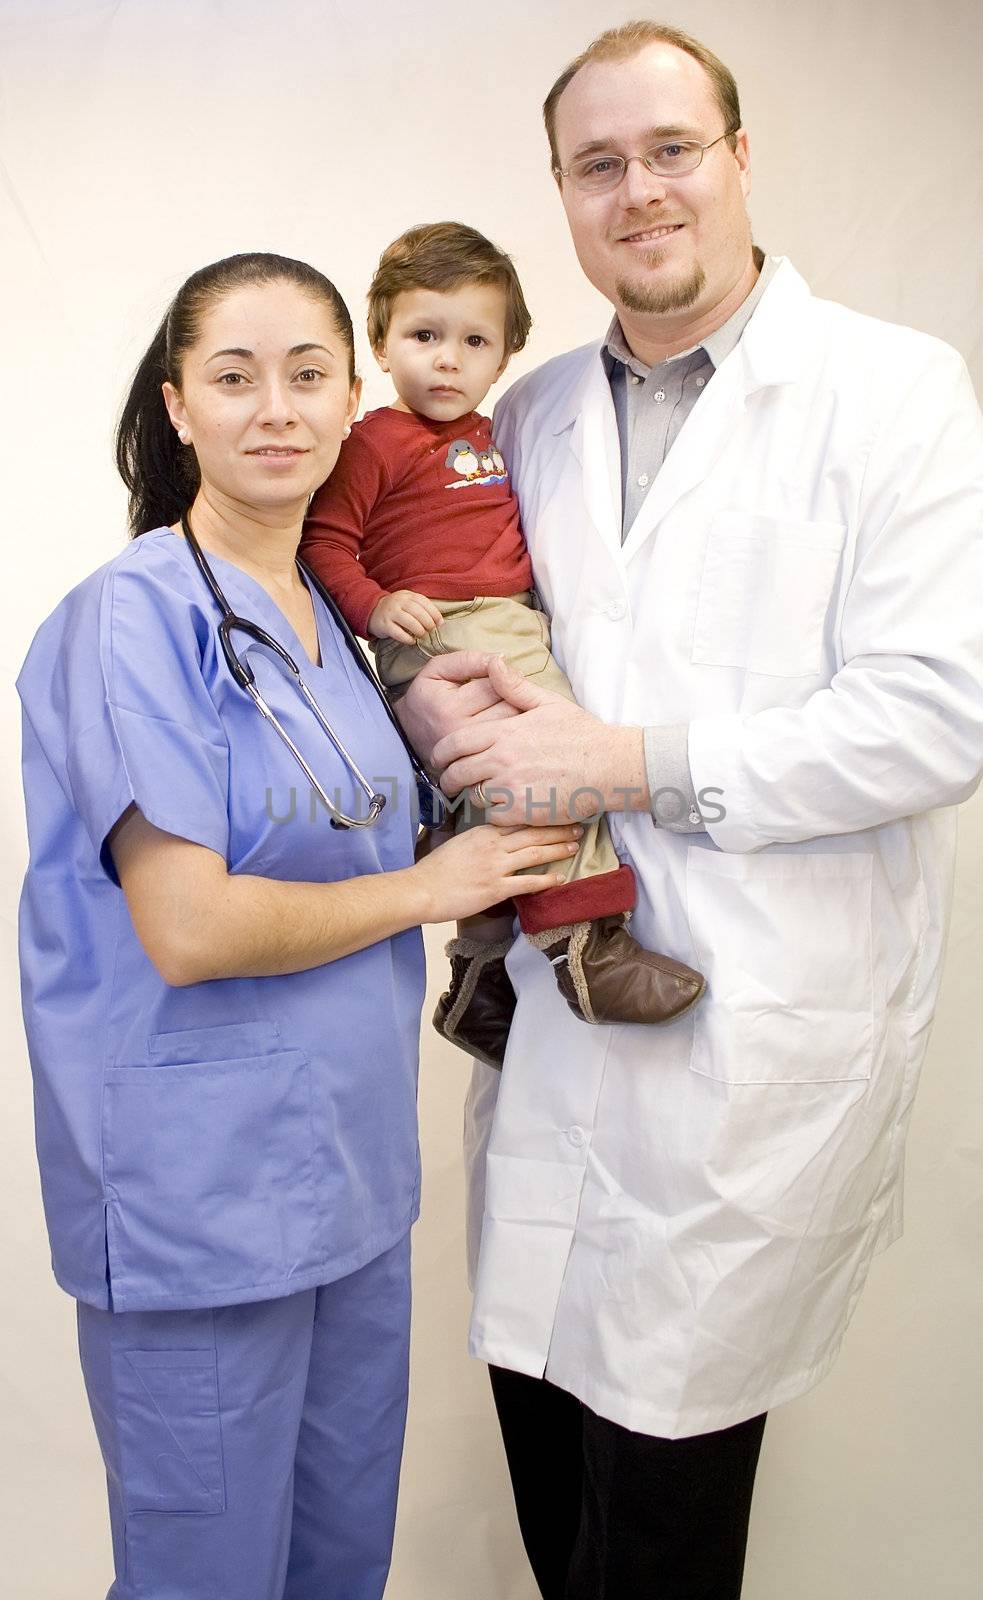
[115,311,199,537]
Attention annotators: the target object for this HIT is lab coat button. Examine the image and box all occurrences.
[605,600,627,620]
[567,1126,586,1148]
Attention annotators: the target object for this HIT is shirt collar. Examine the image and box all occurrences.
[602,251,780,378]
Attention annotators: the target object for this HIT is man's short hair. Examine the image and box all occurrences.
[543,20,742,174]
[366,222,532,355]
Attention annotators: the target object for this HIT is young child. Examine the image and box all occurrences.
[301,222,705,1067]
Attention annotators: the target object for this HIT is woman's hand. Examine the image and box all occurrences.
[368,590,444,643]
[410,822,582,924]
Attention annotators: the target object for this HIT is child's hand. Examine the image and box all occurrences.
[368,591,445,644]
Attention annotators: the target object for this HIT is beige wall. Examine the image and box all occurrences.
[1,2,980,1595]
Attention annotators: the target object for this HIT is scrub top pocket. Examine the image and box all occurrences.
[691,511,846,677]
[685,846,874,1085]
[102,1045,320,1309]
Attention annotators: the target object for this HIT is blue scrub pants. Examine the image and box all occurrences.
[76,1234,411,1600]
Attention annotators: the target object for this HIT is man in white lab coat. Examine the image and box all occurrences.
[402,18,983,1598]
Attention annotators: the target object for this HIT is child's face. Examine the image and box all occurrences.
[375,282,510,422]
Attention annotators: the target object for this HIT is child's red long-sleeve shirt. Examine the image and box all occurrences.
[301,406,533,637]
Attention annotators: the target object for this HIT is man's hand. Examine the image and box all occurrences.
[368,590,444,643]
[431,655,650,824]
[396,651,517,767]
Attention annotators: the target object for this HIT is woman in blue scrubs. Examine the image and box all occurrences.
[16,251,579,1600]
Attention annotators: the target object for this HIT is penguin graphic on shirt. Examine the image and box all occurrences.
[443,436,509,489]
[445,440,480,481]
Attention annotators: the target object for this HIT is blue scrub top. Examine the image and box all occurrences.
[17,530,426,1313]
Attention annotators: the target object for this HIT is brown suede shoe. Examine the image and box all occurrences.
[432,936,517,1069]
[537,915,705,1026]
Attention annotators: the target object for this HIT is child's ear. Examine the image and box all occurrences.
[371,343,390,374]
[345,375,363,431]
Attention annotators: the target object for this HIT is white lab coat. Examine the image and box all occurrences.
[464,258,983,1438]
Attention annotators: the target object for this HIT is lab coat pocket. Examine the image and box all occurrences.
[114,1349,225,1513]
[103,1047,319,1306]
[685,848,874,1084]
[691,511,846,677]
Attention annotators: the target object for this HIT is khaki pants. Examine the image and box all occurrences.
[373,593,619,885]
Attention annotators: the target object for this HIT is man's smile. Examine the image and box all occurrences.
[618,222,686,244]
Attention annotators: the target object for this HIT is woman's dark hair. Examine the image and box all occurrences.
[116,252,356,536]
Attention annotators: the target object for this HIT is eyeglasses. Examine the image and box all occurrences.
[555,129,737,193]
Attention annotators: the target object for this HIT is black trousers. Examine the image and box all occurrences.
[489,1366,766,1600]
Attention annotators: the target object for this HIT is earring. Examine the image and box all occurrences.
[178,427,190,444]
[342,426,352,438]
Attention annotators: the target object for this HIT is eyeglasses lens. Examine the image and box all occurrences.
[571,142,703,192]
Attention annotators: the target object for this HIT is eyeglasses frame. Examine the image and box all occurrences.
[554,126,740,191]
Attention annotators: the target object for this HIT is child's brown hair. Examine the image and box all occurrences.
[367,222,532,355]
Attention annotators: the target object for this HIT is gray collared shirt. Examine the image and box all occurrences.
[601,253,778,828]
[604,252,778,537]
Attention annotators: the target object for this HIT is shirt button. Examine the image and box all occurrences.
[567,1126,586,1148]
[696,377,706,388]
[631,374,642,385]
[606,600,626,620]
[637,473,649,488]
[654,388,666,402]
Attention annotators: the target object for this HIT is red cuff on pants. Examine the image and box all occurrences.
[516,864,636,936]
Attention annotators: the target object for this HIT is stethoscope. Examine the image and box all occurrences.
[181,513,444,831]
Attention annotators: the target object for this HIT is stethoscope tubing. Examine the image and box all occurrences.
[180,514,439,831]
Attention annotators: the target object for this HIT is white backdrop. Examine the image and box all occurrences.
[1,2,981,1596]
